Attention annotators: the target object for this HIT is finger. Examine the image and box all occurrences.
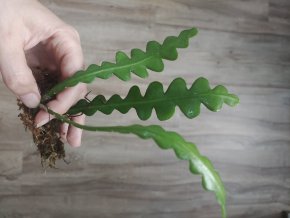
[60,122,69,142]
[45,26,84,78]
[0,40,40,108]
[67,114,85,147]
[35,83,87,127]
[35,26,86,127]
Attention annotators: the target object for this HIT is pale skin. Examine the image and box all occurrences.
[0,0,87,147]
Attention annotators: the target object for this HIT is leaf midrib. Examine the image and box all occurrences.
[46,55,155,98]
[149,128,226,214]
[74,92,234,111]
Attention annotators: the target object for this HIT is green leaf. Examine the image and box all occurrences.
[45,107,227,218]
[42,28,198,101]
[67,77,239,120]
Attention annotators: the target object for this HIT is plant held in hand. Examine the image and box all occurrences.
[19,27,239,218]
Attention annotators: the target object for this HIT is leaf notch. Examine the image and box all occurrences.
[42,28,198,101]
[67,77,239,121]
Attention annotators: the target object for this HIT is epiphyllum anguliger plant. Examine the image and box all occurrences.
[41,28,239,218]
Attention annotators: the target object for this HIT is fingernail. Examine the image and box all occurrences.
[20,93,40,108]
[36,118,50,128]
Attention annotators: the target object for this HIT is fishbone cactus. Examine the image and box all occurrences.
[43,27,239,218]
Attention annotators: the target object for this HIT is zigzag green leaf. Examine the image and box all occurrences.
[45,107,227,218]
[42,28,198,101]
[67,77,239,120]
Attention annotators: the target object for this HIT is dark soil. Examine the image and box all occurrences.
[18,68,65,168]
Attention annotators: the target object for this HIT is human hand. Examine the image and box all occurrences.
[0,0,87,147]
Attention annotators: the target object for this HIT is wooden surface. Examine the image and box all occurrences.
[0,0,290,217]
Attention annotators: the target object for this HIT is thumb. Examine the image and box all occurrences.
[0,42,40,108]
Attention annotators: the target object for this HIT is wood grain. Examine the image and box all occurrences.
[0,0,289,217]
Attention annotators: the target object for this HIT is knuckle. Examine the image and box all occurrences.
[4,74,19,90]
[4,73,33,93]
[53,24,81,44]
[5,76,20,92]
[62,25,81,42]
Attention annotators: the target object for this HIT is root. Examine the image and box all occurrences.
[18,68,65,168]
